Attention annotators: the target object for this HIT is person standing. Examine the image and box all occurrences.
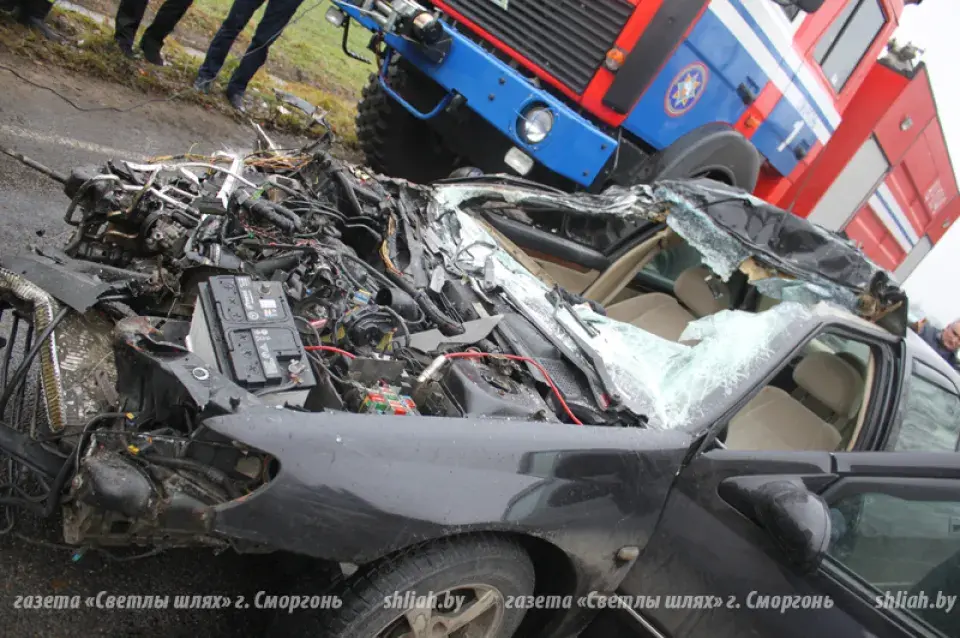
[1,0,60,40]
[193,0,303,112]
[113,0,194,65]
[912,318,960,368]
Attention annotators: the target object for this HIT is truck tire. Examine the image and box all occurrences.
[356,61,459,184]
[273,535,536,638]
[648,123,761,190]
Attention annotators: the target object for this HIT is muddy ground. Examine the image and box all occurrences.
[0,54,329,637]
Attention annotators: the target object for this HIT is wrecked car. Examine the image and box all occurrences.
[0,151,957,638]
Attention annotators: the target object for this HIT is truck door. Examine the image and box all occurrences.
[753,0,890,176]
[621,0,768,150]
[621,0,835,178]
[739,0,837,177]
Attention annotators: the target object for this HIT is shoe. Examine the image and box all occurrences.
[21,16,62,42]
[114,38,136,59]
[193,77,213,94]
[225,91,246,113]
[139,40,165,66]
[0,0,17,16]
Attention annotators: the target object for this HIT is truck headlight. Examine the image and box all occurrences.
[518,105,554,145]
[325,6,346,26]
[412,11,442,44]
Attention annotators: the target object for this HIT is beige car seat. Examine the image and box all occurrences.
[726,352,864,452]
[605,267,730,341]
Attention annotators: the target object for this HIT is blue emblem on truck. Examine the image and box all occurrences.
[665,62,708,117]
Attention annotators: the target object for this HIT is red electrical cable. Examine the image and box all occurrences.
[304,345,356,359]
[302,346,582,425]
[443,352,583,426]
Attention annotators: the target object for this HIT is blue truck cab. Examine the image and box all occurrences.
[328,0,912,194]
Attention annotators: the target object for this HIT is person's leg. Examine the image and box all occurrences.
[197,0,264,82]
[114,0,148,52]
[17,0,59,40]
[225,0,301,99]
[18,0,50,19]
[140,0,194,63]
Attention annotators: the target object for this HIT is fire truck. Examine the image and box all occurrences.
[327,0,955,277]
[786,47,959,281]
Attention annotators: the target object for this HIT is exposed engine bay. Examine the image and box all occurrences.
[0,150,618,550]
[0,143,908,552]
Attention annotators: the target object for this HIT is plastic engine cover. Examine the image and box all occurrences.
[443,359,556,421]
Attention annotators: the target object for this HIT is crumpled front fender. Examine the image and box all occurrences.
[205,407,691,595]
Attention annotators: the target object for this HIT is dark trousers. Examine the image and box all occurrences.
[197,0,302,97]
[114,0,194,49]
[5,0,52,21]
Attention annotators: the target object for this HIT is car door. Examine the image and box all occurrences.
[882,360,960,454]
[595,324,960,638]
[482,209,668,295]
[603,449,960,638]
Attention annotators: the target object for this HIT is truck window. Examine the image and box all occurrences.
[828,485,960,638]
[887,369,960,452]
[813,0,886,91]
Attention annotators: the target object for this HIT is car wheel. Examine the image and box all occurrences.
[275,535,535,637]
[356,60,459,184]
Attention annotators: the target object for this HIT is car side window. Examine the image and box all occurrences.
[813,0,886,91]
[639,242,703,289]
[887,368,960,453]
[723,330,874,452]
[827,485,960,637]
[558,215,645,254]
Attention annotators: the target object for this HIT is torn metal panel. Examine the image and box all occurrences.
[5,253,115,312]
[408,315,503,351]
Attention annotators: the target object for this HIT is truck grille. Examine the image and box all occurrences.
[440,0,633,94]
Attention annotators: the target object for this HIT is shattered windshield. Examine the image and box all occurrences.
[429,186,813,430]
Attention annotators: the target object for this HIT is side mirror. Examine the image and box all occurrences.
[720,478,832,573]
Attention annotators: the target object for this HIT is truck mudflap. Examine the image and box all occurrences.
[334,1,619,187]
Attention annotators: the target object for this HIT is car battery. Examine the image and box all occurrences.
[189,275,316,394]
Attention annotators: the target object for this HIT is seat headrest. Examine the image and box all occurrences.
[673,267,730,318]
[793,352,863,416]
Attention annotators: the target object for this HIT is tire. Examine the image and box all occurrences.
[356,61,459,184]
[274,535,536,638]
[648,123,761,191]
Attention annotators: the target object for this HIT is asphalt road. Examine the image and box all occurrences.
[0,53,322,637]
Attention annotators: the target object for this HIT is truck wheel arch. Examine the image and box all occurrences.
[645,122,762,191]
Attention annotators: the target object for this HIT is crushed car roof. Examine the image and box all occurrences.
[434,177,909,336]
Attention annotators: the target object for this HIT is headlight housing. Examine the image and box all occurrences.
[518,105,554,145]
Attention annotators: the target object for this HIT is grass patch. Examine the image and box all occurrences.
[0,3,371,146]
[66,0,373,97]
[186,0,372,97]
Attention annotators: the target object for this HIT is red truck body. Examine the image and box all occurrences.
[784,58,958,279]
